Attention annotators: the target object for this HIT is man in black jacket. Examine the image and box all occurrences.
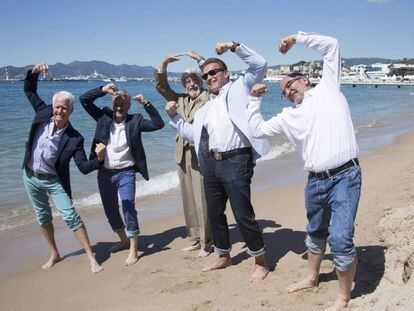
[23,62,104,273]
[80,83,164,266]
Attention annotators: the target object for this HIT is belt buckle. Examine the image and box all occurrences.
[315,171,325,179]
[214,152,222,161]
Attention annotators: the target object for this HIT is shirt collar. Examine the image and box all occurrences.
[49,117,68,136]
[209,81,232,100]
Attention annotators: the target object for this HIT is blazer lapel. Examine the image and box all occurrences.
[56,129,70,160]
[125,115,132,148]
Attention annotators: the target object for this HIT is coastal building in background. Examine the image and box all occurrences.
[264,59,414,85]
[1,59,414,84]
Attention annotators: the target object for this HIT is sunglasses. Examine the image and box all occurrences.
[201,68,224,80]
[281,76,302,98]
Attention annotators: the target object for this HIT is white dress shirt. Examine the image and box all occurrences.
[204,82,250,152]
[247,32,359,172]
[104,121,135,169]
[169,43,270,174]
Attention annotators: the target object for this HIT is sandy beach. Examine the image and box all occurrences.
[1,130,414,311]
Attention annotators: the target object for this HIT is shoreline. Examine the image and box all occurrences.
[1,129,414,309]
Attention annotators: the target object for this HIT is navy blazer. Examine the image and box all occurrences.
[23,70,101,198]
[79,87,164,180]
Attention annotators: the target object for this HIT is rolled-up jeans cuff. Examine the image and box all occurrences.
[332,253,357,271]
[305,234,327,254]
[113,226,126,233]
[71,222,84,232]
[126,229,140,238]
[213,245,231,255]
[247,246,265,257]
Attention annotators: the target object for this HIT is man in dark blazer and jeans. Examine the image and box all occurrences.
[23,62,105,273]
[80,83,164,266]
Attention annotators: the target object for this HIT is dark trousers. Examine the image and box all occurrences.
[203,151,265,257]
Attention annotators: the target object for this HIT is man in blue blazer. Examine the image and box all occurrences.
[23,62,105,273]
[166,42,270,282]
[80,83,164,266]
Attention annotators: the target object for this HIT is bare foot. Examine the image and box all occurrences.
[201,256,232,272]
[249,264,269,283]
[90,260,104,274]
[109,241,130,253]
[287,276,319,293]
[324,295,349,311]
[124,253,139,266]
[198,247,212,258]
[182,241,201,252]
[41,254,61,269]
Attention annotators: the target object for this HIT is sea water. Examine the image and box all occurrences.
[1,80,413,231]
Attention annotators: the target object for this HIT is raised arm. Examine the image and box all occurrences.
[133,94,165,131]
[165,101,195,144]
[155,54,181,102]
[24,62,49,112]
[215,42,267,90]
[280,32,341,90]
[79,83,118,121]
[247,84,284,138]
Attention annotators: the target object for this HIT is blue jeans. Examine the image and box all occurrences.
[23,169,84,231]
[203,151,265,257]
[98,168,139,238]
[305,165,361,271]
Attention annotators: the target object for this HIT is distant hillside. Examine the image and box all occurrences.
[2,57,411,80]
[1,61,157,79]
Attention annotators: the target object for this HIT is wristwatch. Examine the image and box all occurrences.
[230,41,240,53]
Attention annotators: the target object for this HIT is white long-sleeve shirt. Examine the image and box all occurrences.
[104,121,135,169]
[204,81,250,152]
[169,43,270,174]
[247,32,359,172]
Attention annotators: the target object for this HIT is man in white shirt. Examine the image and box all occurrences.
[166,41,270,283]
[80,83,164,266]
[247,32,361,310]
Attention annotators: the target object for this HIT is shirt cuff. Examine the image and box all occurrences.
[296,31,308,45]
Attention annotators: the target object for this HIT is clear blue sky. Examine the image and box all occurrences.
[1,0,413,71]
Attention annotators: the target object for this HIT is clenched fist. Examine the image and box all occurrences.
[102,83,118,95]
[165,101,179,118]
[32,62,49,74]
[279,35,297,54]
[251,84,269,97]
[215,42,233,55]
[95,143,106,161]
[133,94,149,106]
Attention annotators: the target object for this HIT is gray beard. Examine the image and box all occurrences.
[188,89,200,99]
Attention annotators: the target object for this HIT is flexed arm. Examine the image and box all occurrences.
[24,62,49,112]
[155,54,181,101]
[279,32,341,90]
[79,83,118,121]
[215,42,267,90]
[133,94,164,131]
[247,84,284,138]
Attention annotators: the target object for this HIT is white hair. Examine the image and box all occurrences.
[53,91,75,109]
[181,68,203,87]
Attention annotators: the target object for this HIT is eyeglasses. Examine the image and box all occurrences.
[281,77,301,98]
[201,68,224,80]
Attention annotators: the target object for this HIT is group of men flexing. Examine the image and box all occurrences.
[23,32,361,311]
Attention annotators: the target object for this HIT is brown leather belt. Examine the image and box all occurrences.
[26,167,57,180]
